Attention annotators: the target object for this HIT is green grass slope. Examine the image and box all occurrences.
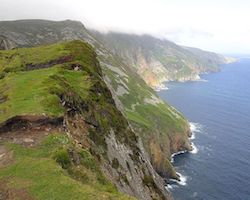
[0,133,134,200]
[0,41,96,123]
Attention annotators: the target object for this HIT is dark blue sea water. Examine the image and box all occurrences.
[158,59,250,200]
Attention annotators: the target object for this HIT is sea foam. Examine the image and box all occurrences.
[165,172,188,190]
[189,122,202,133]
[168,172,187,186]
[171,150,187,163]
[190,142,198,154]
[176,172,187,186]
[189,122,202,140]
[165,184,173,190]
[189,122,202,154]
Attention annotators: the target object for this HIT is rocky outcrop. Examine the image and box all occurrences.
[104,131,171,200]
[65,114,171,200]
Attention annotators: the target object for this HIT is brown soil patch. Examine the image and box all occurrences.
[0,115,63,134]
[25,55,72,71]
[0,115,64,147]
[0,180,35,200]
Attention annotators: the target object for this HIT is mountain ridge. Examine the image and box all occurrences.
[90,30,235,89]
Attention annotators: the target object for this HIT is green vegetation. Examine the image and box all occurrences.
[0,41,95,124]
[126,103,186,133]
[53,147,71,169]
[0,39,139,151]
[0,43,68,74]
[0,134,134,200]
[94,37,188,138]
[0,67,63,122]
[102,49,188,138]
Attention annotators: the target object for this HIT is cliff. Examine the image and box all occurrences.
[0,41,173,199]
[0,19,193,182]
[90,31,233,89]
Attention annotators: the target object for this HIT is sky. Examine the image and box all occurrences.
[0,0,250,54]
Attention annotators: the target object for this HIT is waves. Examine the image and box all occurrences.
[167,122,202,189]
[189,122,203,154]
[189,122,201,154]
[189,122,202,133]
[190,122,202,140]
[176,172,187,186]
[171,150,187,163]
[165,172,188,190]
[190,142,198,154]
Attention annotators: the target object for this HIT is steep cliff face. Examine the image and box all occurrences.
[90,31,233,89]
[0,41,172,199]
[0,19,193,181]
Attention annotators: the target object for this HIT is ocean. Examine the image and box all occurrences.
[158,58,250,200]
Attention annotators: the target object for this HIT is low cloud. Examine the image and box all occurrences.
[0,0,249,54]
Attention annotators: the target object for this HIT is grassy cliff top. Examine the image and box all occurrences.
[0,40,100,124]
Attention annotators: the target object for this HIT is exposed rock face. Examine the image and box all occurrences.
[60,78,171,199]
[65,114,171,200]
[104,131,171,200]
